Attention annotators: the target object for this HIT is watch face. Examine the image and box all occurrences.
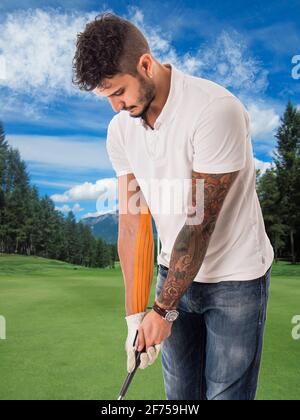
[166,310,179,322]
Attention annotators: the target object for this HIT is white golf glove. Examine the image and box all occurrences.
[125,312,161,373]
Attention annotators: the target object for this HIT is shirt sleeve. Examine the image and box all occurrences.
[106,117,133,177]
[192,96,248,174]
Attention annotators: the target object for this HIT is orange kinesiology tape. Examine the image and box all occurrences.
[132,210,154,313]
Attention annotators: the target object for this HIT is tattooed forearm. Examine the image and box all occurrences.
[157,224,212,309]
[156,170,239,309]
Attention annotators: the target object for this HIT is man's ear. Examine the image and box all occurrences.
[138,53,154,77]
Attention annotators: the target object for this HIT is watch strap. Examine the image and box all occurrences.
[152,302,169,318]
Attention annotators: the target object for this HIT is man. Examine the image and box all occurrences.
[73,12,274,400]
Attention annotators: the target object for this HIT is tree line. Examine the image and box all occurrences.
[256,101,300,263]
[0,122,117,268]
[0,100,299,267]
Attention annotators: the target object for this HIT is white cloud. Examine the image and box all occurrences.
[51,177,117,203]
[53,177,118,218]
[254,158,273,174]
[0,6,270,112]
[128,7,269,95]
[249,22,300,56]
[55,203,84,213]
[251,142,276,159]
[0,8,97,97]
[0,6,281,170]
[196,31,269,94]
[6,134,111,171]
[0,8,111,117]
[33,180,76,189]
[247,103,280,139]
[1,91,109,132]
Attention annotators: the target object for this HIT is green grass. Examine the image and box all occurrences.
[257,262,300,400]
[0,255,299,400]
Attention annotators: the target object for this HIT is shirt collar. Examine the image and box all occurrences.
[134,63,185,131]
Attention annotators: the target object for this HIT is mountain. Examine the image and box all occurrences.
[81,210,158,244]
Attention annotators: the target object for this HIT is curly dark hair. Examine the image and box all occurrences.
[72,12,151,92]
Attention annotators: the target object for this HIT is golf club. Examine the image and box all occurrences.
[117,330,146,400]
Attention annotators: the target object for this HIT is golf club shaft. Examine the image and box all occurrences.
[117,330,146,400]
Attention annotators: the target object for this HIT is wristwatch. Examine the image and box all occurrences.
[152,302,179,322]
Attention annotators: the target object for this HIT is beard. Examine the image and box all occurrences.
[127,73,156,119]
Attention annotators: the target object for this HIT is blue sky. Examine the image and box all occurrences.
[0,0,299,220]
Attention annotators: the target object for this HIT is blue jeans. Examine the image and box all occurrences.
[155,264,272,400]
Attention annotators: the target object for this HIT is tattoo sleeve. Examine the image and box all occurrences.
[156,170,239,309]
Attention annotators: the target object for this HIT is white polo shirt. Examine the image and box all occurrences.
[106,63,274,282]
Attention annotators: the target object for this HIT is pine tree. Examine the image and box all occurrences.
[2,149,31,253]
[64,211,82,264]
[24,186,41,255]
[77,222,97,267]
[0,123,8,247]
[109,243,118,269]
[0,120,119,267]
[273,101,300,263]
[257,167,288,261]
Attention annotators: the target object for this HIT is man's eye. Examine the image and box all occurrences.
[115,90,124,96]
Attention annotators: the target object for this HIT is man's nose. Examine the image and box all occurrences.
[110,98,125,113]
